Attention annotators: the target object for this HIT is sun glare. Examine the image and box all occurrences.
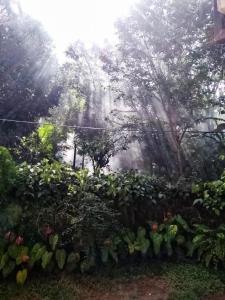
[19,0,138,55]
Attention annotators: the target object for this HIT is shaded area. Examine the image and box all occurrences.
[1,263,225,300]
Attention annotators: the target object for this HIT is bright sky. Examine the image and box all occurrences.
[19,0,138,56]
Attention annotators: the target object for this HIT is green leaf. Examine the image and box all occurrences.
[16,269,28,286]
[175,215,191,232]
[35,246,46,261]
[217,233,225,240]
[30,243,41,255]
[55,249,66,270]
[141,239,150,255]
[49,234,59,251]
[128,243,135,254]
[193,234,205,245]
[168,225,178,239]
[150,232,163,256]
[41,251,53,269]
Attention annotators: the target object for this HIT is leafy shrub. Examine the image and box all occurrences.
[14,124,66,163]
[2,216,225,286]
[0,147,16,197]
[89,172,173,228]
[11,160,78,240]
[193,171,225,216]
[15,159,77,206]
[4,157,225,285]
[9,160,196,239]
[149,215,192,258]
[0,204,23,236]
[0,232,81,285]
[12,161,119,247]
[189,224,225,269]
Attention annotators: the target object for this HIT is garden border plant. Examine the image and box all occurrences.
[1,147,225,285]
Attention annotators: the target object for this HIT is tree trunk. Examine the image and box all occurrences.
[72,143,77,169]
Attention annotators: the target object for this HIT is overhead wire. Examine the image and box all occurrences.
[0,118,223,134]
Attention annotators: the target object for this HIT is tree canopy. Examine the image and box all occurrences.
[0,1,60,146]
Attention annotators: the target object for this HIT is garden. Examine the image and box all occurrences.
[2,145,225,299]
[2,0,225,299]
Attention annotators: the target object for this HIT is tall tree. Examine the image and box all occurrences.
[0,0,60,146]
[50,42,129,170]
[101,0,225,179]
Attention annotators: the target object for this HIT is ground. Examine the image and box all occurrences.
[1,263,225,300]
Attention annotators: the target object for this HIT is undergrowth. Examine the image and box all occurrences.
[0,262,225,300]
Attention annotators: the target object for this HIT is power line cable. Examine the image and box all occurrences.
[0,118,106,131]
[0,118,223,134]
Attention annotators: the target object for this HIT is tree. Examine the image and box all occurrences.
[75,129,129,173]
[14,124,66,163]
[0,1,60,146]
[101,0,225,179]
[50,42,130,171]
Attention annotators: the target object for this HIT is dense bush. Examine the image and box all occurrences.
[2,156,225,284]
[0,147,16,197]
[2,159,199,243]
[9,161,119,247]
[14,124,66,164]
[87,172,196,228]
[2,213,225,285]
[193,172,225,217]
[8,161,198,241]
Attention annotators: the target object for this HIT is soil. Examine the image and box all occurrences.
[79,275,170,300]
[206,296,225,300]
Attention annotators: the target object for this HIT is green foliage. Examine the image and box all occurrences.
[0,2,59,147]
[15,124,65,163]
[16,269,28,286]
[101,236,121,264]
[122,227,150,255]
[3,156,225,285]
[15,159,75,205]
[13,161,119,246]
[55,249,66,270]
[165,263,225,300]
[193,171,225,216]
[149,215,192,257]
[49,234,59,251]
[75,129,128,172]
[0,147,16,196]
[101,0,225,179]
[0,204,22,235]
[190,224,225,269]
[41,251,53,269]
[89,171,171,228]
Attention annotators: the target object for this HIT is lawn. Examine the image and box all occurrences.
[1,263,225,300]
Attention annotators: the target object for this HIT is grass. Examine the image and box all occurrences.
[163,263,225,300]
[0,263,225,299]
